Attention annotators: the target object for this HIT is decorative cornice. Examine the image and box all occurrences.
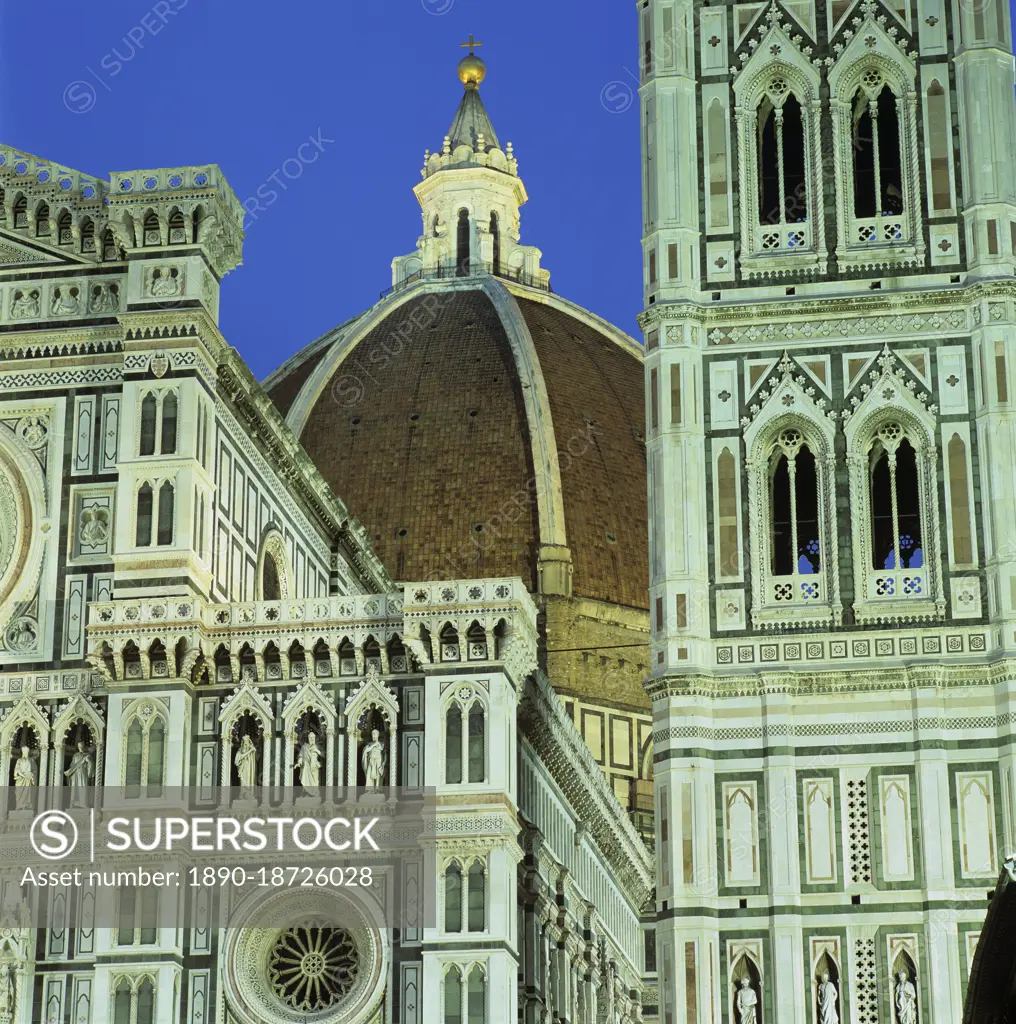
[646,657,1016,701]
[635,281,1016,333]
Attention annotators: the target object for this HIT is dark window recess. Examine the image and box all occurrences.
[160,392,178,455]
[645,929,658,973]
[456,209,470,276]
[262,555,281,601]
[490,211,500,273]
[769,443,821,575]
[157,482,175,546]
[139,394,157,456]
[853,86,904,218]
[757,95,807,225]
[136,485,153,547]
[870,437,922,569]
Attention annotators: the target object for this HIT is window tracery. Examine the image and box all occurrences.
[122,701,167,798]
[742,355,841,628]
[843,350,943,621]
[732,23,826,277]
[828,39,924,270]
[444,686,486,784]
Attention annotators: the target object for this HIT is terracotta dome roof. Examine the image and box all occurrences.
[267,278,648,611]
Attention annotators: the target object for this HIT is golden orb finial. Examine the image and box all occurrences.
[458,34,486,88]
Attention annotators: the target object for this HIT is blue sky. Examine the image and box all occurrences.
[0,1,642,380]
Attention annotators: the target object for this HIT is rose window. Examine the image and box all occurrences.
[268,923,359,1012]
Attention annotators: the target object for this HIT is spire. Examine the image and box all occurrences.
[446,35,500,153]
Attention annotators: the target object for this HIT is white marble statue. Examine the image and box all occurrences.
[296,732,322,794]
[64,742,93,809]
[12,748,36,810]
[818,972,838,1024]
[361,728,386,791]
[0,962,14,1019]
[234,734,258,796]
[895,970,917,1024]
[737,976,758,1024]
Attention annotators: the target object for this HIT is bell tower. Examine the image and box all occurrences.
[639,0,1016,1017]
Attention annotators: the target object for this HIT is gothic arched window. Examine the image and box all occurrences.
[445,695,486,784]
[140,393,157,456]
[444,862,462,932]
[168,209,186,244]
[769,430,821,576]
[80,217,95,253]
[157,482,175,546]
[136,484,154,547]
[757,92,807,225]
[852,83,904,218]
[58,211,73,245]
[467,702,485,783]
[262,554,281,601]
[35,202,50,238]
[869,425,922,570]
[456,209,470,276]
[160,392,178,455]
[467,861,485,931]
[467,967,486,1024]
[143,211,159,246]
[445,703,463,784]
[124,709,166,798]
[444,966,463,1024]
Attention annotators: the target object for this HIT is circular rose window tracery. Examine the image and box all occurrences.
[269,922,359,1012]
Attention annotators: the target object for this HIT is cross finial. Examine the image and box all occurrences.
[460,34,482,55]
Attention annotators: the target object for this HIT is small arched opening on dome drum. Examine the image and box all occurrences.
[490,211,500,274]
[456,209,470,276]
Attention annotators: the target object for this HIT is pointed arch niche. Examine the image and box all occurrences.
[732,21,827,278]
[343,666,399,790]
[282,680,337,791]
[742,356,841,628]
[0,695,50,816]
[728,943,764,1024]
[218,683,273,795]
[809,939,842,1024]
[54,696,105,806]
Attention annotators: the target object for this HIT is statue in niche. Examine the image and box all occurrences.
[0,961,14,1019]
[737,976,758,1024]
[894,970,917,1024]
[12,748,36,811]
[817,972,838,1024]
[234,734,258,798]
[361,728,386,792]
[296,732,322,795]
[64,742,93,809]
